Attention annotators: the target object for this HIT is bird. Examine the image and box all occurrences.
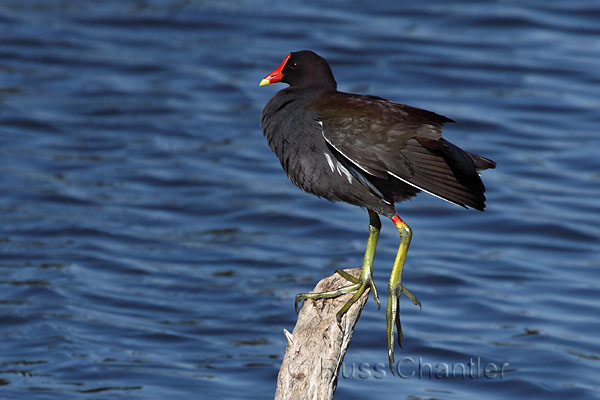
[259,50,495,370]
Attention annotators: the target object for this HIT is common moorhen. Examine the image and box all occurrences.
[260,50,495,370]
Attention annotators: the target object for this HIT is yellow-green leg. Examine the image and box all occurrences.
[295,210,382,324]
[387,215,421,371]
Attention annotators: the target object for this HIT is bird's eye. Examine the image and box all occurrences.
[289,62,298,70]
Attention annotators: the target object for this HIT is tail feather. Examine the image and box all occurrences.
[468,152,497,171]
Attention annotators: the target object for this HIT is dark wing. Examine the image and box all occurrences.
[314,92,494,210]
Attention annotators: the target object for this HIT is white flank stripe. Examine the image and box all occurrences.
[386,170,457,206]
[336,161,353,184]
[324,153,335,172]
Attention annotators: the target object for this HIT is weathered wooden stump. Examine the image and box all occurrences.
[274,268,369,400]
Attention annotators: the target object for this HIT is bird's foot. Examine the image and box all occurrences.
[295,267,380,326]
[386,282,421,371]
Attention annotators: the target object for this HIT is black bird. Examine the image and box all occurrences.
[260,50,495,370]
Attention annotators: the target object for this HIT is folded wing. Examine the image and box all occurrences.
[317,93,495,210]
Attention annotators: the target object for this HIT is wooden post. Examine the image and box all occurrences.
[274,268,369,400]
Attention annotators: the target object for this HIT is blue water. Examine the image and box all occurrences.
[1,1,599,399]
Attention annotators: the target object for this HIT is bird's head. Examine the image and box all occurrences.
[260,50,337,90]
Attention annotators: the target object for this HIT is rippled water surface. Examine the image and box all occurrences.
[1,1,599,399]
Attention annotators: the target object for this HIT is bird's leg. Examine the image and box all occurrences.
[295,209,382,324]
[386,215,421,372]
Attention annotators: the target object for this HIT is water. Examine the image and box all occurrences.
[1,1,599,399]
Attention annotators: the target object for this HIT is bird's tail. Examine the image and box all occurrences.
[468,152,496,171]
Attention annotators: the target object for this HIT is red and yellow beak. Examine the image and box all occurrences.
[259,53,290,86]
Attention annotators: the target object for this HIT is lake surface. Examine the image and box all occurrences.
[1,1,599,399]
